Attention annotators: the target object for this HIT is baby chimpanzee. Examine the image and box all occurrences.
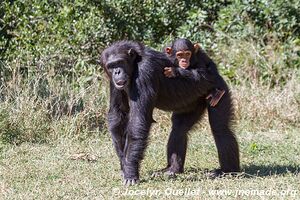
[164,38,225,107]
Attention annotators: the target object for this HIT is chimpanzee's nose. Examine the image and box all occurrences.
[114,69,120,75]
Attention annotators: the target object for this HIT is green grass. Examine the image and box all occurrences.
[0,108,299,199]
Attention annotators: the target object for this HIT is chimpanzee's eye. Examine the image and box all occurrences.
[176,52,184,58]
[185,51,192,57]
[106,64,112,69]
[107,61,124,69]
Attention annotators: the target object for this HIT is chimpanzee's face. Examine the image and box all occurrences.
[101,45,139,90]
[166,39,195,69]
[105,55,132,90]
[175,50,192,69]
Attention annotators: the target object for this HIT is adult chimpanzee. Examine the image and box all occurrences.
[163,38,225,107]
[100,40,240,186]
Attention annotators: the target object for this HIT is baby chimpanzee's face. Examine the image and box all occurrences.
[175,50,192,69]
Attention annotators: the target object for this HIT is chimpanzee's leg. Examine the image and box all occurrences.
[207,87,240,176]
[167,101,207,174]
[153,100,207,176]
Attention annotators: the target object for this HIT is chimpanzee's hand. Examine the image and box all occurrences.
[164,67,176,78]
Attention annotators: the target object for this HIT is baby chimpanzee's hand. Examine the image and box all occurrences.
[206,89,225,107]
[164,67,176,78]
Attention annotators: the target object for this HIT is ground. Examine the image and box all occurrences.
[1,109,299,199]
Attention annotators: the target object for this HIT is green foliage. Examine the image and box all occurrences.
[1,1,299,79]
[0,0,199,62]
[213,0,300,39]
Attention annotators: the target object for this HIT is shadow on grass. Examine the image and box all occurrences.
[184,164,300,177]
[148,165,299,182]
[242,164,300,177]
[170,165,300,181]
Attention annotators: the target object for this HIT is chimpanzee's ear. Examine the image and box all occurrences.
[100,50,108,69]
[165,47,172,55]
[99,52,111,79]
[128,48,137,59]
[194,43,200,53]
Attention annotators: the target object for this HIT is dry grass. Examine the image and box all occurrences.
[233,77,300,132]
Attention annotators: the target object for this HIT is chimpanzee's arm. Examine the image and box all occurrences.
[174,67,215,84]
[121,79,156,186]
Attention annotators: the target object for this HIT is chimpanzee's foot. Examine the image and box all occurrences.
[123,178,140,186]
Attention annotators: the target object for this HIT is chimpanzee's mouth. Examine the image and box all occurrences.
[115,80,127,89]
[179,61,189,69]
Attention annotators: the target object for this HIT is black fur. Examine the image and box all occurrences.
[100,40,240,185]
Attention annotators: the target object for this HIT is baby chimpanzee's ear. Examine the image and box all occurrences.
[165,47,172,55]
[194,43,200,53]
